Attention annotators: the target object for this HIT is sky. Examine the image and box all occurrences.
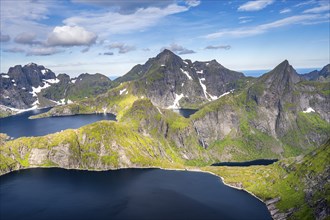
[0,0,329,77]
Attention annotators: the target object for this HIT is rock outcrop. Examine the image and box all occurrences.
[116,49,245,108]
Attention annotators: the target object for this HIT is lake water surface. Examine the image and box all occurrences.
[0,168,271,220]
[212,159,278,167]
[0,108,116,138]
[174,108,198,118]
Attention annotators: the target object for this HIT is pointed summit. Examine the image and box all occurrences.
[156,49,182,62]
[265,60,300,87]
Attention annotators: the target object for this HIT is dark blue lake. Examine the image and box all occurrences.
[212,159,278,167]
[0,168,271,220]
[0,108,116,138]
[174,108,198,118]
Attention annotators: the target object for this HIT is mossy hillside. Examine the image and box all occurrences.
[42,73,113,102]
[0,119,188,174]
[121,99,211,164]
[203,139,330,219]
[191,76,330,160]
[280,112,330,155]
[30,82,139,120]
[190,91,284,161]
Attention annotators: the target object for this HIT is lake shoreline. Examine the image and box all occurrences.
[0,165,268,207]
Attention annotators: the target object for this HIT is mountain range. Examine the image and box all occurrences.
[0,63,112,117]
[0,50,329,219]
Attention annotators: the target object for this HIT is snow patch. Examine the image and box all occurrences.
[196,70,204,74]
[181,83,184,87]
[180,68,192,80]
[119,88,127,95]
[218,90,234,99]
[161,64,166,67]
[22,87,26,90]
[206,63,209,66]
[71,78,77,84]
[1,104,39,114]
[44,78,60,84]
[198,78,219,101]
[303,107,315,113]
[13,83,17,86]
[183,60,188,65]
[1,74,9,78]
[67,99,73,104]
[167,93,184,109]
[30,82,51,97]
[11,79,15,83]
[156,107,163,115]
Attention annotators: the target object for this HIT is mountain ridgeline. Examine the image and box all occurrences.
[0,63,112,117]
[0,50,329,219]
[116,49,245,109]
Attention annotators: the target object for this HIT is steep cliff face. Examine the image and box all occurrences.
[0,63,57,109]
[117,49,245,108]
[192,60,330,160]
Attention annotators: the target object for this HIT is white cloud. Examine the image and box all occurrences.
[81,47,90,53]
[63,4,190,38]
[205,14,329,39]
[72,0,175,13]
[27,47,64,56]
[294,0,316,8]
[240,19,253,24]
[0,33,10,42]
[238,16,253,24]
[14,32,41,45]
[101,52,114,56]
[303,2,329,13]
[185,0,201,7]
[0,0,52,39]
[280,8,291,14]
[205,45,231,50]
[161,43,196,55]
[238,0,274,12]
[3,48,25,53]
[108,43,136,54]
[47,26,97,47]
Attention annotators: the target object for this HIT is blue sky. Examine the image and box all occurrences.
[1,0,329,77]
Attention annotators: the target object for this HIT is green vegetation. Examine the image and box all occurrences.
[203,139,330,219]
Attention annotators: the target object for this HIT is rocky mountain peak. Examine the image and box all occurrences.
[264,60,300,91]
[155,49,183,65]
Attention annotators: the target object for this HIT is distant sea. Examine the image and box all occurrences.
[108,76,120,80]
[108,68,322,80]
[242,68,322,77]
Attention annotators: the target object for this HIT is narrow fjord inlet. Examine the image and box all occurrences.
[1,0,329,220]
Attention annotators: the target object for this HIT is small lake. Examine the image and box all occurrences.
[0,108,116,138]
[0,168,271,220]
[174,108,198,118]
[212,159,278,167]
